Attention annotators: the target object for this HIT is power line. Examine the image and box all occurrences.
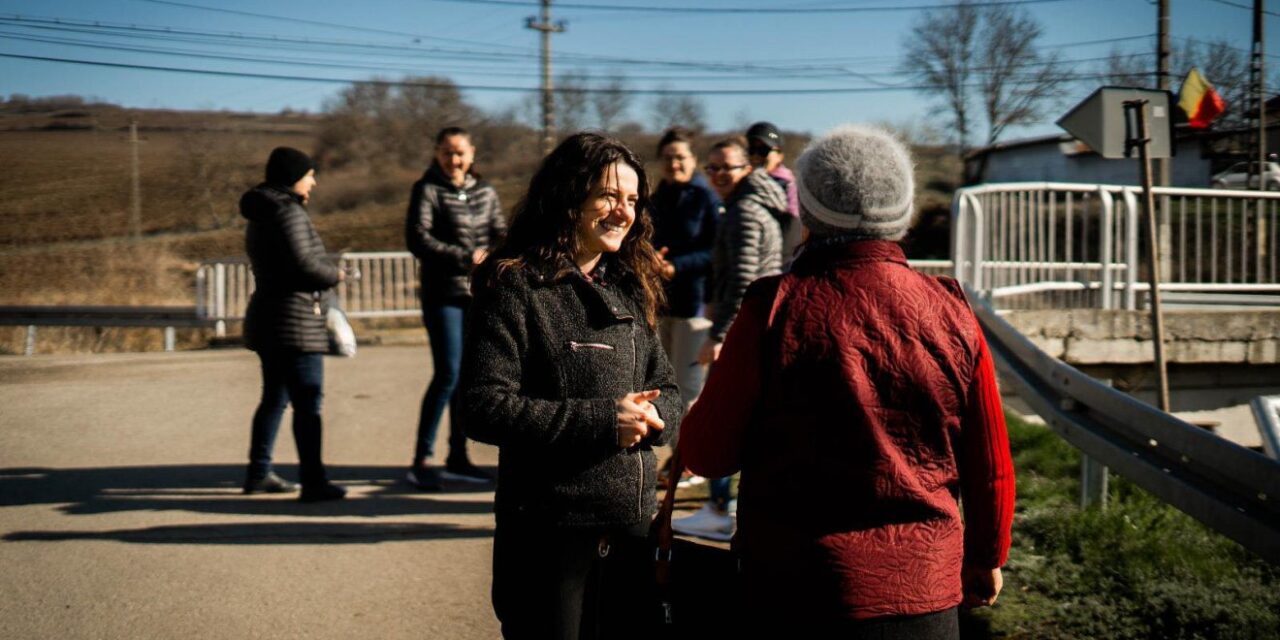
[0,26,1153,87]
[132,0,536,51]
[423,0,1074,14]
[0,13,1156,79]
[0,51,1126,94]
[1198,0,1280,18]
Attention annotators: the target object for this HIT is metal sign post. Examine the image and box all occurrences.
[1123,99,1172,413]
[1059,87,1174,413]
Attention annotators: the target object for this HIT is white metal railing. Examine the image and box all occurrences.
[195,253,958,335]
[196,253,422,336]
[953,182,1280,310]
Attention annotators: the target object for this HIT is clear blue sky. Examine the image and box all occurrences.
[0,0,1268,141]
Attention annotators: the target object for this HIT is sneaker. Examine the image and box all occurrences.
[440,459,493,484]
[676,474,707,490]
[298,482,347,503]
[405,466,442,491]
[671,503,735,542]
[243,472,299,495]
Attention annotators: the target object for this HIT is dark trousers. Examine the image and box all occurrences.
[829,607,959,640]
[414,300,469,466]
[492,519,652,640]
[247,350,329,486]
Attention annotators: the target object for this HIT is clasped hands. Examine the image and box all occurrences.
[615,389,664,448]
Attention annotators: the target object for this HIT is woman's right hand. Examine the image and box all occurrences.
[616,389,663,448]
[961,565,1003,608]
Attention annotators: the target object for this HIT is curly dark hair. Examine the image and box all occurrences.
[475,132,665,329]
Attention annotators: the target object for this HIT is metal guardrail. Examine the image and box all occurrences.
[952,183,1280,311]
[1251,396,1280,461]
[969,286,1280,564]
[0,305,216,356]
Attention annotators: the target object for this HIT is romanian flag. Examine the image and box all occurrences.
[1178,67,1227,129]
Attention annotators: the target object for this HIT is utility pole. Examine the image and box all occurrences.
[526,0,565,156]
[129,118,142,241]
[1247,0,1267,192]
[1155,0,1173,280]
[1156,0,1171,186]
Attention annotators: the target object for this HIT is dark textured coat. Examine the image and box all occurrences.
[405,165,506,303]
[458,263,683,528]
[241,183,341,353]
[651,175,720,319]
[707,169,787,340]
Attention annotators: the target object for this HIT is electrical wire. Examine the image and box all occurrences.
[0,51,1127,94]
[422,0,1075,14]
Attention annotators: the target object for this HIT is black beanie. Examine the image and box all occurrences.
[264,147,315,187]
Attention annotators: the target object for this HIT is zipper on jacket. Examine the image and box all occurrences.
[631,320,643,519]
[566,340,614,351]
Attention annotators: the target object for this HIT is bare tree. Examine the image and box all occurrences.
[901,1,1062,159]
[592,73,632,133]
[900,0,978,157]
[649,90,707,133]
[976,5,1067,148]
[176,130,255,229]
[555,69,592,134]
[316,77,475,171]
[1102,45,1152,86]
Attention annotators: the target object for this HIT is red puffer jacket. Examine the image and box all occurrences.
[679,239,1015,622]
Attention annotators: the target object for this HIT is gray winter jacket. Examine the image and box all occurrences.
[458,263,683,528]
[405,165,505,303]
[707,169,787,341]
[241,183,342,353]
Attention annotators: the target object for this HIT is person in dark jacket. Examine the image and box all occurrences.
[458,132,682,639]
[405,126,506,489]
[679,125,1015,638]
[673,137,787,542]
[241,146,348,503]
[651,127,719,409]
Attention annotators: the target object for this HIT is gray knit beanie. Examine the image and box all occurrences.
[795,125,915,240]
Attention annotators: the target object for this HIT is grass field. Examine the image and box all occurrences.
[962,414,1280,640]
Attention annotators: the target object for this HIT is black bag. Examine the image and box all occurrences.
[650,450,743,638]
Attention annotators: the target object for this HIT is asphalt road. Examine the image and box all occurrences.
[0,346,506,639]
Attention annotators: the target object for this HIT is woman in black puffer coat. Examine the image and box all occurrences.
[404,126,506,489]
[459,132,682,639]
[240,146,347,503]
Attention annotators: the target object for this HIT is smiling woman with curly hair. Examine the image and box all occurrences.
[459,132,682,639]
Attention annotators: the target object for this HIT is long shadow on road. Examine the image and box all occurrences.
[0,464,496,545]
[5,521,492,545]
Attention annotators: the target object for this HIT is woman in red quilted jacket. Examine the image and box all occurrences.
[677,125,1015,639]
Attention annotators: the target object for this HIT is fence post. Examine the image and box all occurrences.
[1123,188,1141,311]
[1081,455,1110,509]
[24,325,36,356]
[1099,188,1115,310]
[951,190,969,282]
[968,194,986,292]
[214,263,227,338]
[1081,379,1112,509]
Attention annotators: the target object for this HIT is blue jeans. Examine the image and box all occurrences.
[248,350,328,485]
[709,476,733,510]
[414,301,468,466]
